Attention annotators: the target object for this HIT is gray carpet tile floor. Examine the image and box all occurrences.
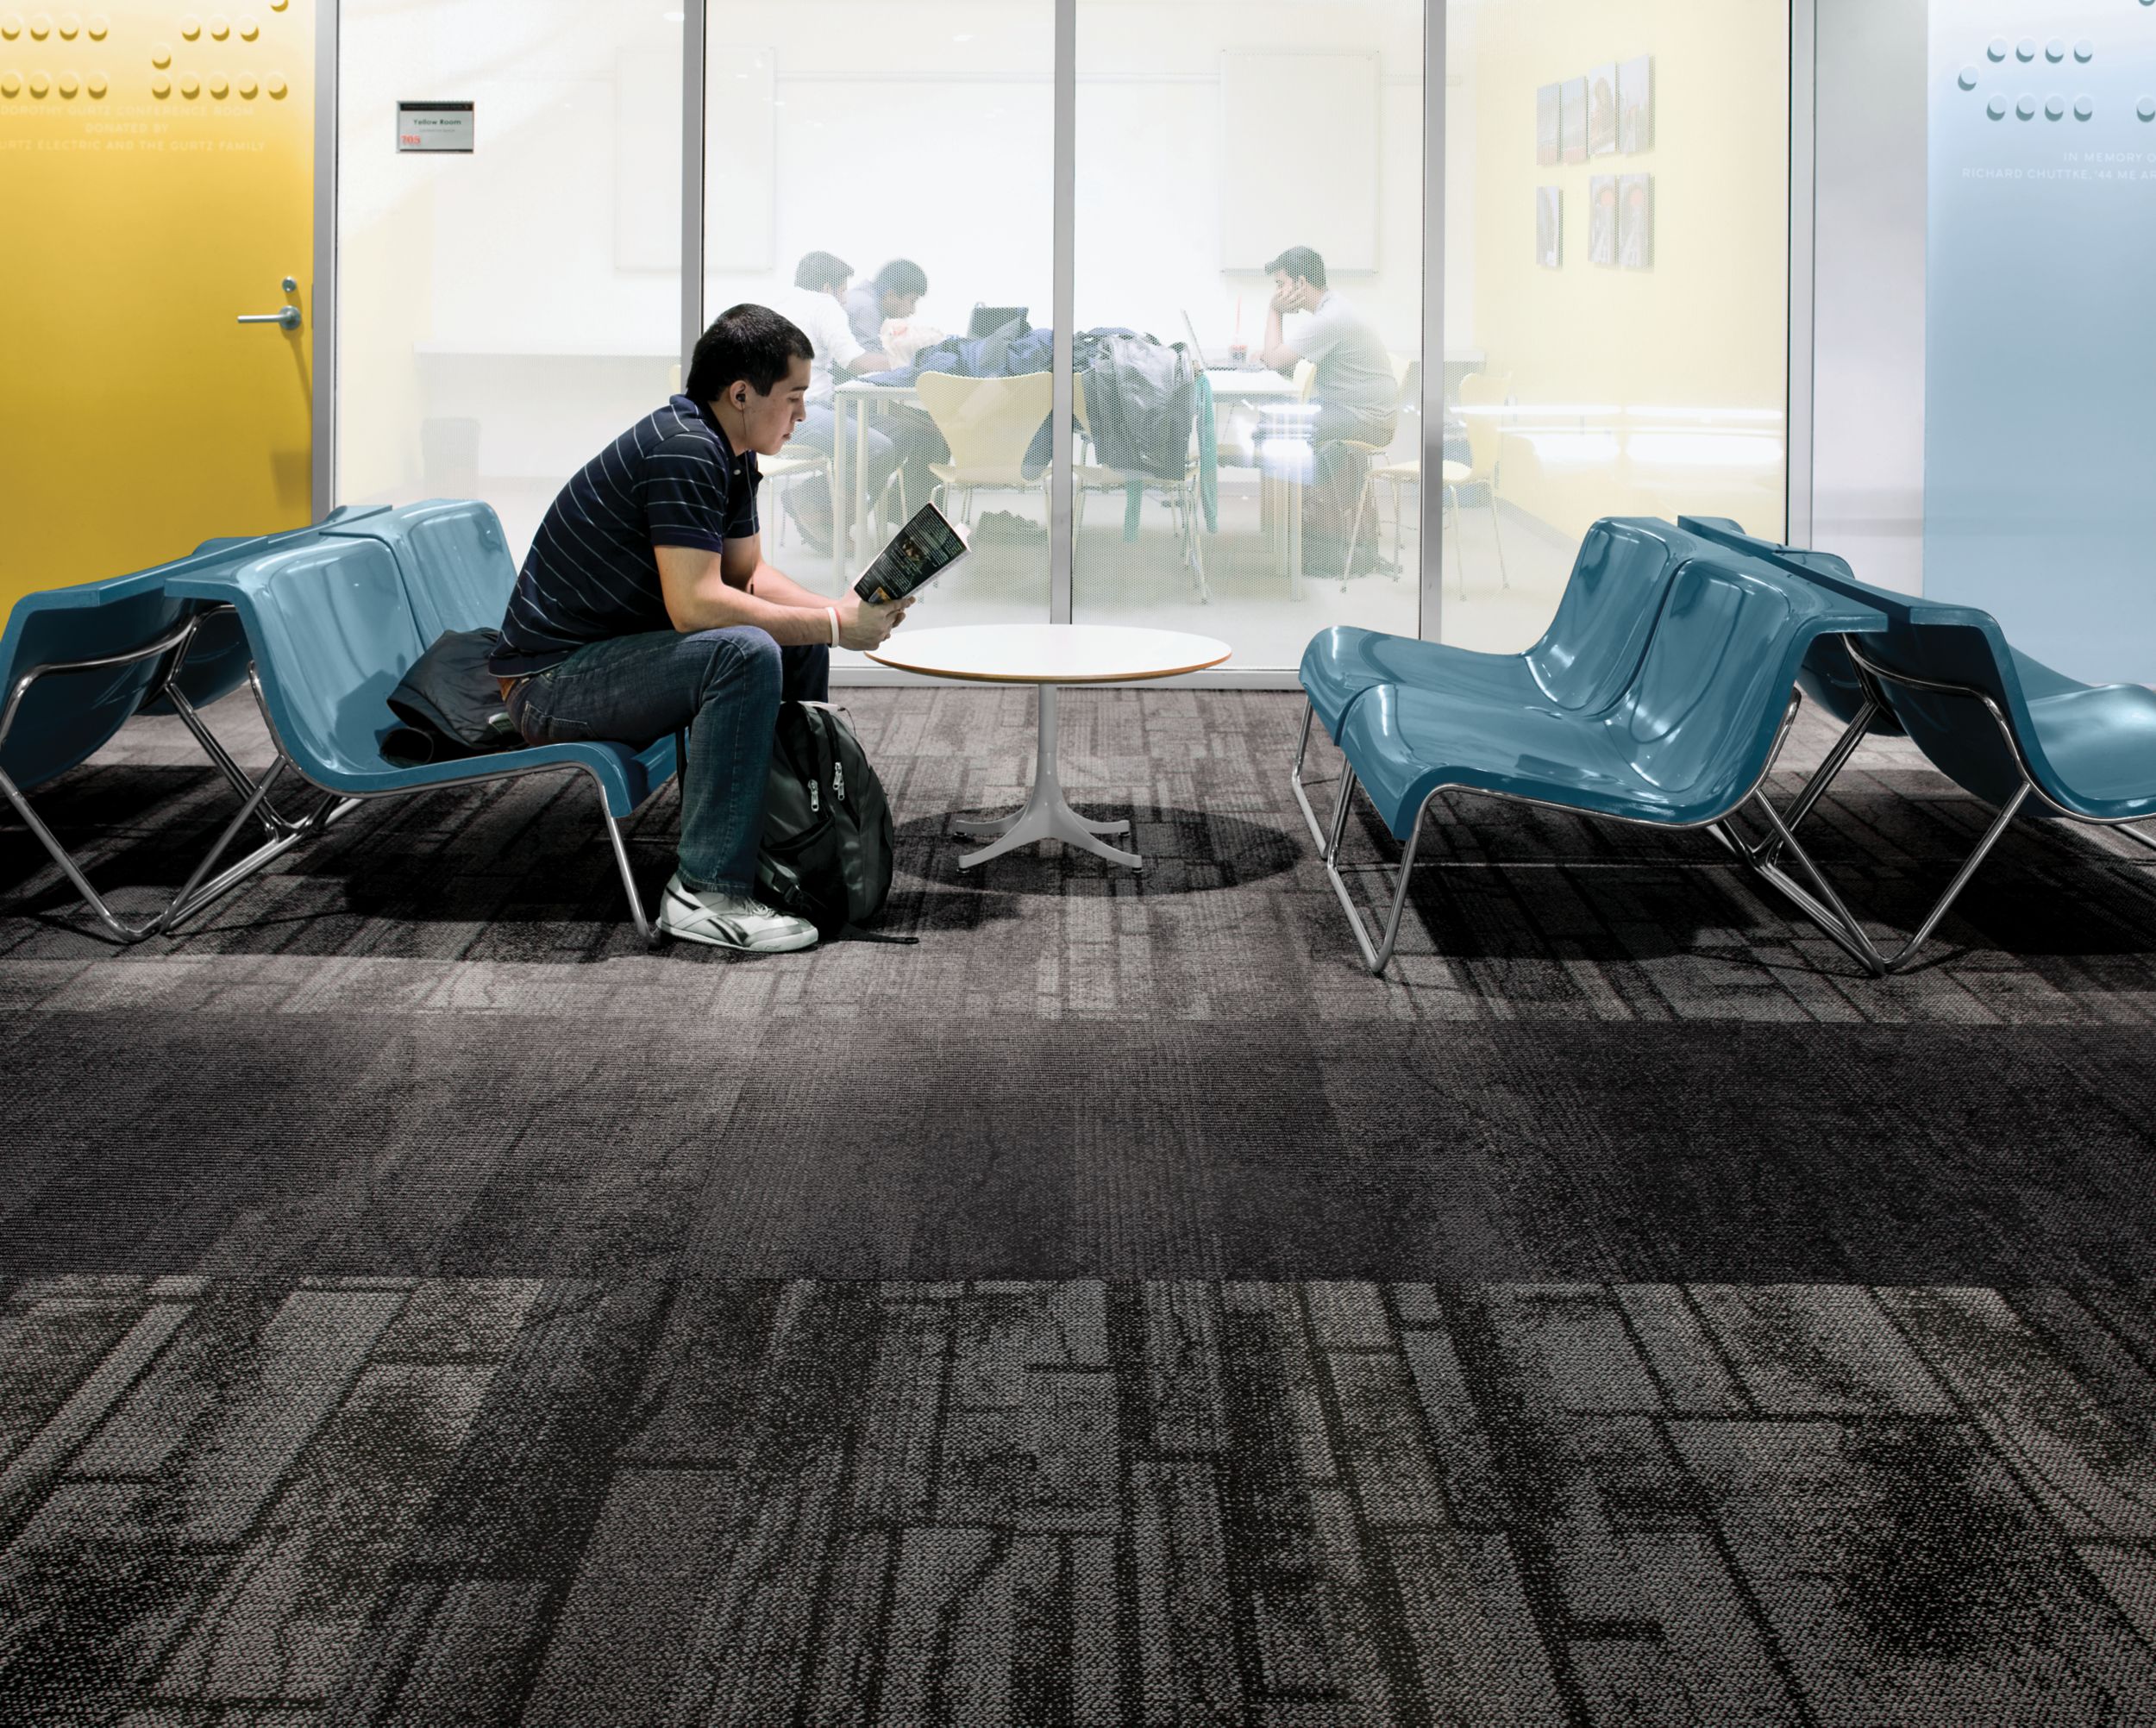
[3,686,2156,1725]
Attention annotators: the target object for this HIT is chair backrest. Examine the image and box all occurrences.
[1457,373,1509,481]
[0,513,365,790]
[145,505,391,717]
[914,371,1055,470]
[0,572,192,792]
[1519,517,1696,715]
[325,498,518,641]
[1599,554,1885,819]
[173,535,429,786]
[1677,513,2100,813]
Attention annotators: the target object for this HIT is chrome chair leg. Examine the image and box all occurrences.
[599,798,657,948]
[1323,773,1430,976]
[1289,700,1332,853]
[1486,480,1510,590]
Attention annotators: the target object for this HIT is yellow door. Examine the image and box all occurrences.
[0,0,314,620]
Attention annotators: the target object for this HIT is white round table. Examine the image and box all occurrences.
[867,623,1232,870]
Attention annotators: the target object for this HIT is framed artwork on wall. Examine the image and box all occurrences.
[1536,186,1563,268]
[1588,175,1618,266]
[1619,173,1653,268]
[1589,63,1618,157]
[1536,84,1561,165]
[1560,78,1588,164]
[1619,56,1654,153]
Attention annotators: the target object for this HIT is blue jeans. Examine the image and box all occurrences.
[506,629,829,896]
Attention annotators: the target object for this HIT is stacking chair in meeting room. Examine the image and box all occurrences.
[1311,536,1887,974]
[0,511,387,942]
[913,370,1056,534]
[1071,373,1209,603]
[1336,354,1420,592]
[1444,373,1511,598]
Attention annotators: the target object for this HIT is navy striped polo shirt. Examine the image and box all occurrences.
[489,395,761,676]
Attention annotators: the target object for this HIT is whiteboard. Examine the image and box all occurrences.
[1219,51,1381,275]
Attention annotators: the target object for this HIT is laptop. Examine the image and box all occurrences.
[1180,310,1244,371]
[968,304,1030,338]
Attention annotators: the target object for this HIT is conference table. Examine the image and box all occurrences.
[829,369,1305,595]
[866,623,1232,871]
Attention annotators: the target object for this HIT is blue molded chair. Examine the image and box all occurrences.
[1680,516,2156,973]
[1320,550,1886,974]
[166,531,680,943]
[323,497,517,638]
[1293,518,1711,848]
[0,510,385,942]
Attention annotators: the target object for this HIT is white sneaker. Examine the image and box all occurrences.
[658,874,819,954]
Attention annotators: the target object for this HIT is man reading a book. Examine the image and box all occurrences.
[488,304,911,955]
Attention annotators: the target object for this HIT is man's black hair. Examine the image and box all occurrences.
[686,303,813,403]
[793,250,853,293]
[874,258,929,298]
[1263,245,1328,289]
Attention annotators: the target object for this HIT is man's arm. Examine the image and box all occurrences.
[655,541,903,650]
[1258,286,1302,373]
[730,538,858,614]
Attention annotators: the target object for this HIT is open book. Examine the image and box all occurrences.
[854,503,971,606]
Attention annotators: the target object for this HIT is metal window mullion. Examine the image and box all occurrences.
[1050,0,1076,625]
[312,0,338,517]
[1785,0,1816,545]
[1420,0,1446,642]
[681,0,707,380]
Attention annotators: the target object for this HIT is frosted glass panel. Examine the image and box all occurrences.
[1925,0,2156,683]
[1073,1,1423,669]
[705,3,1054,638]
[337,0,680,561]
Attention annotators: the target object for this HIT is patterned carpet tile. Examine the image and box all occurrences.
[1,690,2153,1027]
[3,1277,2156,1727]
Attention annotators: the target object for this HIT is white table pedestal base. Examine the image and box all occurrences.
[956,686,1141,871]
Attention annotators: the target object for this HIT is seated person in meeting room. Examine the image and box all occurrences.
[779,249,899,554]
[844,257,929,349]
[1257,244,1401,572]
[487,304,912,955]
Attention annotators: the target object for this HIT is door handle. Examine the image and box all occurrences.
[237,307,303,330]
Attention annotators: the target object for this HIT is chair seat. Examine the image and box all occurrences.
[759,453,830,479]
[929,462,1038,489]
[1335,560,1884,840]
[1074,464,1191,489]
[1440,460,1474,485]
[306,732,679,820]
[1372,460,1420,483]
[1340,679,1716,837]
[1300,626,1544,741]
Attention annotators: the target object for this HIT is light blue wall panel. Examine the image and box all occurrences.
[1927,1,2156,682]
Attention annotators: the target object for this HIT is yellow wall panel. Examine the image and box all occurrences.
[1469,1,1789,543]
[0,0,314,619]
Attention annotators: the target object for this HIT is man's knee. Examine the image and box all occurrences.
[686,626,784,709]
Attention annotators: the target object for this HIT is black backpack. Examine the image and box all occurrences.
[755,701,913,942]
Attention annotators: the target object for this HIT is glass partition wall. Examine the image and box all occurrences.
[337,0,683,562]
[1071,0,1425,667]
[699,2,1055,632]
[1440,0,1790,652]
[337,2,1791,672]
